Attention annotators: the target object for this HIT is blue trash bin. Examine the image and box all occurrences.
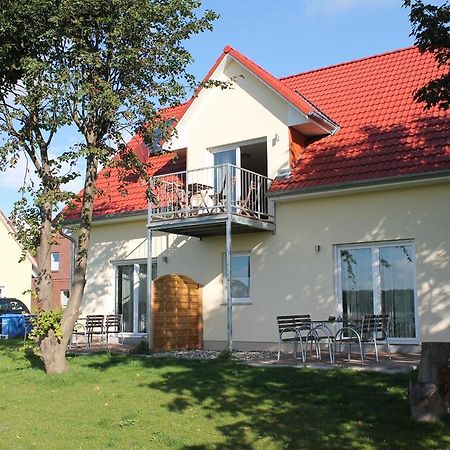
[0,314,26,338]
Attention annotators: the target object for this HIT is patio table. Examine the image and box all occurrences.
[299,319,363,364]
[188,183,214,213]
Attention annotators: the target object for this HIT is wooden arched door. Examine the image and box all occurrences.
[152,274,203,351]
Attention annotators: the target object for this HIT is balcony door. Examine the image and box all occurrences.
[213,148,240,205]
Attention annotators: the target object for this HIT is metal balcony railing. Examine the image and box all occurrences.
[149,164,274,223]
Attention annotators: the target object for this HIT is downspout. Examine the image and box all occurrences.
[59,228,77,292]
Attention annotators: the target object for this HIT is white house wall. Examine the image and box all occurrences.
[169,59,292,179]
[82,181,450,346]
[0,220,33,307]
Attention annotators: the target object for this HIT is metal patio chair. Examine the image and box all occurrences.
[69,318,86,349]
[360,314,391,362]
[276,314,313,362]
[85,315,105,348]
[334,319,365,365]
[105,314,123,348]
[307,324,335,363]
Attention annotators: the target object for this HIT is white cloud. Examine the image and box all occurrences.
[305,0,395,17]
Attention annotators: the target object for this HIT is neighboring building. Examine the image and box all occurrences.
[50,233,72,309]
[64,46,450,351]
[0,210,37,308]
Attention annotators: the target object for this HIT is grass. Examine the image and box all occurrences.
[0,340,448,449]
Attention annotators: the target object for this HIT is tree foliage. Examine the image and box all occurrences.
[404,0,450,110]
[0,0,218,373]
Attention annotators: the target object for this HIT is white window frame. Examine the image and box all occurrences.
[60,290,70,308]
[113,258,157,335]
[51,252,60,271]
[334,240,419,344]
[222,251,252,305]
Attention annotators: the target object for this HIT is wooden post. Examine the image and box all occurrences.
[409,342,450,422]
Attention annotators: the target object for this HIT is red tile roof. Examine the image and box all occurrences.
[65,46,450,222]
[63,152,186,222]
[271,47,450,194]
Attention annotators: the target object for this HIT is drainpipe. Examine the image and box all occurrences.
[146,198,153,352]
[225,163,233,353]
[59,228,77,292]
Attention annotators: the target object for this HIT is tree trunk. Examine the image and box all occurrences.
[409,342,450,422]
[40,153,99,374]
[35,201,53,310]
[40,331,68,374]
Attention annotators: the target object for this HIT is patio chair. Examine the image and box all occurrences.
[307,324,335,363]
[238,180,260,217]
[334,320,365,365]
[334,314,391,365]
[69,319,86,349]
[360,314,391,362]
[105,314,123,348]
[210,174,236,212]
[276,315,313,362]
[85,315,105,348]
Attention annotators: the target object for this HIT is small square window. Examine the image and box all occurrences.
[51,253,60,271]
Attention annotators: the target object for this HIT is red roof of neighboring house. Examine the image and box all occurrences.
[271,47,450,193]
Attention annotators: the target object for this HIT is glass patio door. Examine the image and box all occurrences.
[339,248,374,323]
[116,261,156,334]
[337,242,417,341]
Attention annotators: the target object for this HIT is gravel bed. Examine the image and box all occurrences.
[146,349,278,361]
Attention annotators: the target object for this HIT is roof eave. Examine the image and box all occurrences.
[63,209,148,227]
[267,170,450,201]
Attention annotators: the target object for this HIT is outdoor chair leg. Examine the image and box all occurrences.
[387,341,392,360]
[374,339,379,363]
[277,338,282,361]
[328,338,334,364]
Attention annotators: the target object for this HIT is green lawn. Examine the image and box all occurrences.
[0,341,448,449]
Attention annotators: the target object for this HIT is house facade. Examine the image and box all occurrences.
[0,210,37,307]
[65,46,450,351]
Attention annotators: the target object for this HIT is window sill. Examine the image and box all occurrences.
[222,300,252,306]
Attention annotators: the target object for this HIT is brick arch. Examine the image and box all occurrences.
[152,273,203,351]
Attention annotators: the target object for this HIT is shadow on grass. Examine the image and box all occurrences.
[81,353,450,449]
[0,339,45,371]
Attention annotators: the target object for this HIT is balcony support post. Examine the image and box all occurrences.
[146,200,153,352]
[225,164,233,353]
[225,217,232,353]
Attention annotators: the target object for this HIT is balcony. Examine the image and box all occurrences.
[148,164,275,237]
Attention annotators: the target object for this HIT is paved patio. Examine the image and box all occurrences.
[248,351,420,373]
[67,340,420,374]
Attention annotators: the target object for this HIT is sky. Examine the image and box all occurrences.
[0,0,419,216]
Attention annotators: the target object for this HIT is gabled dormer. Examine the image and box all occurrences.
[165,45,339,180]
